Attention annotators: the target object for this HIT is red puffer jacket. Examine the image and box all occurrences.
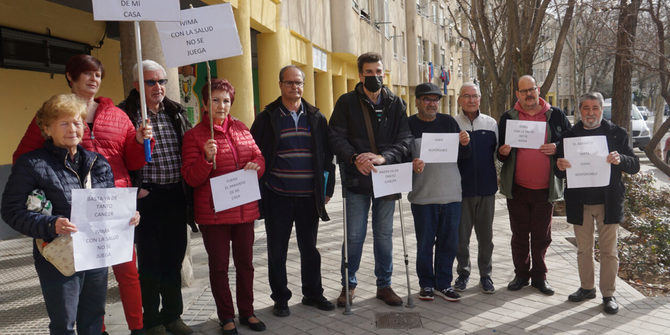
[181,114,264,225]
[12,97,150,187]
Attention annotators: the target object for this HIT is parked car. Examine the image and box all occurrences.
[637,106,651,120]
[665,136,670,164]
[602,103,651,150]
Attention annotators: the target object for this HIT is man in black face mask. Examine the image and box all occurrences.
[329,52,412,308]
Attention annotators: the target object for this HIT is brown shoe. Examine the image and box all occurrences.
[336,287,355,307]
[164,318,193,335]
[376,286,403,306]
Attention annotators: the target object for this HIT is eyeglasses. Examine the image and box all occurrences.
[460,94,480,100]
[421,97,441,103]
[144,79,168,87]
[282,81,304,87]
[517,86,537,95]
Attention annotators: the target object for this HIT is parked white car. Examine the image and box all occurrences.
[637,105,651,119]
[602,103,650,150]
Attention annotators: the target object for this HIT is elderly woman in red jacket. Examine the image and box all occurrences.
[181,79,265,335]
[12,54,151,335]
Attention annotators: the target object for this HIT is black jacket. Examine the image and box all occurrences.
[328,83,412,195]
[1,141,114,242]
[118,89,196,228]
[555,119,640,225]
[250,97,335,221]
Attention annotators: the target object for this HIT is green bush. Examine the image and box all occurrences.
[619,172,670,281]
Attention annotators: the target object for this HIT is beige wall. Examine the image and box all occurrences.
[0,0,124,165]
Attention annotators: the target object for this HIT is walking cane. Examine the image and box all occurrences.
[340,164,353,315]
[397,197,415,308]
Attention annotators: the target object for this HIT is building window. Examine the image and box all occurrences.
[432,3,438,24]
[0,26,90,74]
[423,39,430,63]
[417,37,423,64]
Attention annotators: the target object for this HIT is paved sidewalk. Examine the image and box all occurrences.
[2,180,670,334]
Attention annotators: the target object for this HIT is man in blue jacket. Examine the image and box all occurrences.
[454,83,499,294]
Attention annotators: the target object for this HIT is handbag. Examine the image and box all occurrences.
[27,177,88,277]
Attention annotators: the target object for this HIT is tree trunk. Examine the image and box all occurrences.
[611,0,642,133]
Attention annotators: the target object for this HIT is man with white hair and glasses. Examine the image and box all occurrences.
[119,60,194,335]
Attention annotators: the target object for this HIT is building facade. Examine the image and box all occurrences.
[0,0,470,237]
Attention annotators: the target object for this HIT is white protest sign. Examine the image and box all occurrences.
[70,188,137,272]
[505,120,546,149]
[156,4,243,68]
[371,162,413,198]
[210,169,261,213]
[92,0,180,22]
[419,133,460,163]
[564,135,611,188]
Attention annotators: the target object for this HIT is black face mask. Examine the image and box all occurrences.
[364,75,383,92]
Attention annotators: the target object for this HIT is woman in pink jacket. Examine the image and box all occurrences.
[12,54,152,335]
[181,79,265,335]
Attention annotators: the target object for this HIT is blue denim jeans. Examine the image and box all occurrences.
[411,202,461,290]
[34,246,108,335]
[341,191,396,288]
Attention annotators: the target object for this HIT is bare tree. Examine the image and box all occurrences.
[642,0,670,176]
[611,0,642,131]
[449,0,576,120]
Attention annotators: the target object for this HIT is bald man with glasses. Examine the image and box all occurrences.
[497,75,571,297]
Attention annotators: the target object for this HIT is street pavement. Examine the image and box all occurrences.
[2,174,670,335]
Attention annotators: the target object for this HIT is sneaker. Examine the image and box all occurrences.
[302,295,335,311]
[336,287,355,307]
[164,318,193,335]
[436,287,461,302]
[418,287,434,301]
[376,286,403,306]
[454,275,469,292]
[568,287,596,302]
[480,276,495,294]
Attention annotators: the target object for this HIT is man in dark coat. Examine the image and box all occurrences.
[250,65,335,317]
[118,60,193,335]
[328,52,412,307]
[555,92,640,315]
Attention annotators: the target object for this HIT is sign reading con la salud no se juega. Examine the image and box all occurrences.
[156,4,243,68]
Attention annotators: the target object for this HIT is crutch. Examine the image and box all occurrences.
[397,196,415,308]
[339,164,353,315]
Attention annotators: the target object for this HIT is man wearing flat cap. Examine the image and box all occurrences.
[408,82,470,302]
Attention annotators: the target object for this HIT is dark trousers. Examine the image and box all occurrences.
[264,189,323,303]
[199,223,255,321]
[34,247,108,335]
[411,202,461,290]
[136,184,187,328]
[506,184,553,280]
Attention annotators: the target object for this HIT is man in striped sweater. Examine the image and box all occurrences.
[251,65,336,318]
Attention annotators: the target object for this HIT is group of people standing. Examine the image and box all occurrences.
[1,50,638,335]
